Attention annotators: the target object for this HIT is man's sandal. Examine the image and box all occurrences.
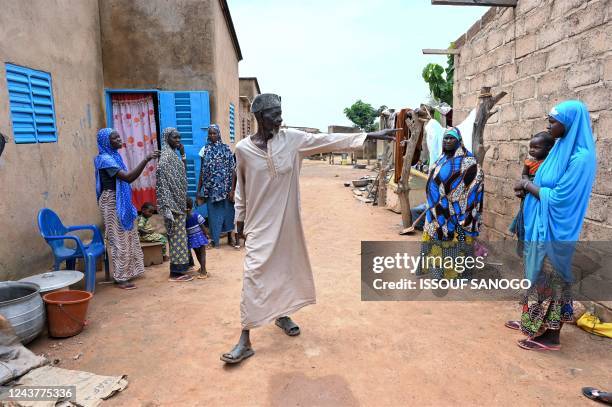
[220,345,255,364]
[275,316,300,336]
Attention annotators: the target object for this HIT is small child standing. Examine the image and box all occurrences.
[137,202,169,261]
[509,131,555,253]
[186,197,210,279]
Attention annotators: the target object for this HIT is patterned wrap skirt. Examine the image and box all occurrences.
[165,212,191,275]
[417,228,475,280]
[520,257,574,337]
[99,190,145,282]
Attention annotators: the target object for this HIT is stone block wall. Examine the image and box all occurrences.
[453,0,612,240]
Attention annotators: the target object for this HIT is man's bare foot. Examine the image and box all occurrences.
[275,316,300,336]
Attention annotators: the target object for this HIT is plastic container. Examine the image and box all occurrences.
[0,282,45,344]
[42,290,92,338]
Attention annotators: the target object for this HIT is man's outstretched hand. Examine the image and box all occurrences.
[366,128,403,142]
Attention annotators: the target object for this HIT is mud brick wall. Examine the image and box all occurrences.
[453,0,612,240]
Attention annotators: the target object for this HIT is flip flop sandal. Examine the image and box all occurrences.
[168,274,194,282]
[517,338,560,351]
[275,317,301,336]
[505,320,521,330]
[197,272,210,279]
[220,346,255,364]
[116,282,137,290]
[582,387,612,405]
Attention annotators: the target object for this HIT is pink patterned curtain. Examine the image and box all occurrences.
[111,93,158,209]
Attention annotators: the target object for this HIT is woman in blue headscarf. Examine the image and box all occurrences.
[94,128,160,289]
[507,101,596,351]
[196,124,237,248]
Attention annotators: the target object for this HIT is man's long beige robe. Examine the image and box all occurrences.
[234,129,367,329]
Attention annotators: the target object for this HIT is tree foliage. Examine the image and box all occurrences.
[343,100,379,132]
[422,44,455,106]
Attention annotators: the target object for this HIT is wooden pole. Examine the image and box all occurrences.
[397,111,425,232]
[422,48,460,55]
[431,0,517,6]
[472,87,507,166]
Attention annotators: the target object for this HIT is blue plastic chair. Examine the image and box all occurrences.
[37,208,108,292]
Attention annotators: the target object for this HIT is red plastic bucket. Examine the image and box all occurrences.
[42,290,92,338]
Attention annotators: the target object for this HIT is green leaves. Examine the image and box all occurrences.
[422,43,455,106]
[343,100,379,132]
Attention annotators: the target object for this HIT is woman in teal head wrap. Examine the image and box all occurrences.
[418,126,485,279]
[507,100,596,351]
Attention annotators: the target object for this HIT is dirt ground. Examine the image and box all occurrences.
[30,160,610,406]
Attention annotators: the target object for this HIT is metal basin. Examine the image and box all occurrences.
[352,179,372,188]
[0,282,45,344]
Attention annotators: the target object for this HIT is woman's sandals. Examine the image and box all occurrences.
[275,316,300,336]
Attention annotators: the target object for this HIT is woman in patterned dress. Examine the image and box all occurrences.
[156,127,193,282]
[94,128,160,290]
[196,124,238,248]
[418,127,484,280]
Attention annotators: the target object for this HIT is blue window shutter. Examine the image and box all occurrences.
[5,63,57,143]
[229,103,235,143]
[158,91,210,204]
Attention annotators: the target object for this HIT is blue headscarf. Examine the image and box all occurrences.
[94,128,137,231]
[522,100,596,282]
[198,124,235,202]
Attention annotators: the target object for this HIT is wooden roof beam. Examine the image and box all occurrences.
[431,0,516,6]
[422,48,460,55]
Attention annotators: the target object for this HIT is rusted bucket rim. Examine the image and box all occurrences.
[42,290,93,305]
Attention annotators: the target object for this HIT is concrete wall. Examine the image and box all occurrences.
[0,0,105,279]
[99,0,216,92]
[453,0,612,241]
[99,0,239,145]
[238,78,260,140]
[238,97,253,140]
[212,0,240,144]
[239,78,259,99]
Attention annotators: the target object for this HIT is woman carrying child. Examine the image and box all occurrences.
[508,101,596,351]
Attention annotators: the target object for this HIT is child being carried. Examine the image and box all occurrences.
[509,131,555,253]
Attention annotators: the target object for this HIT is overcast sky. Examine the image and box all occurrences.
[229,0,488,131]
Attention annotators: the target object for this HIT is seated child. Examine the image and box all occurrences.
[509,131,555,253]
[186,197,210,279]
[137,202,169,261]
